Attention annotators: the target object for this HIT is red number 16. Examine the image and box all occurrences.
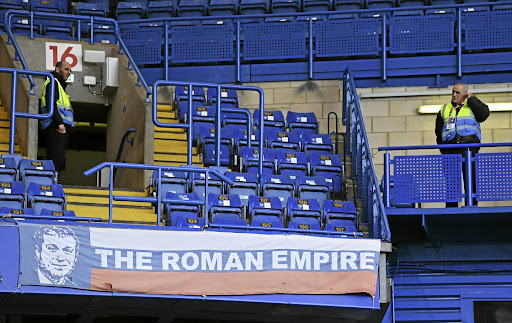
[49,45,78,68]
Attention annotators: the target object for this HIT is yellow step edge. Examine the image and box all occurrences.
[155,162,204,167]
[69,205,157,223]
[154,133,187,140]
[66,196,152,207]
[154,154,200,162]
[157,112,175,118]
[154,144,198,154]
[64,188,148,197]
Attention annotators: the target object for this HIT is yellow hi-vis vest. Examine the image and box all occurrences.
[440,102,481,142]
[41,78,74,130]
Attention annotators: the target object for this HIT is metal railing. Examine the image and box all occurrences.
[0,67,55,155]
[3,10,152,101]
[342,69,391,242]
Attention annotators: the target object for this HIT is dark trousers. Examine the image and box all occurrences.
[43,127,69,172]
[445,149,478,207]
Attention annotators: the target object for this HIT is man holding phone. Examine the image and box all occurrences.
[435,83,489,207]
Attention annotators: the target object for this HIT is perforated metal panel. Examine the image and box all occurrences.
[171,25,234,63]
[475,152,512,201]
[393,154,463,204]
[121,27,163,65]
[242,22,307,60]
[389,15,454,54]
[315,19,380,57]
[465,11,512,50]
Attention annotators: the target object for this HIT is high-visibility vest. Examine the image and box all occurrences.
[440,102,481,142]
[41,78,74,130]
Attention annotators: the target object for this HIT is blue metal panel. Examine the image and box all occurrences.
[121,27,164,65]
[475,152,512,201]
[389,15,455,54]
[242,22,307,60]
[464,10,512,50]
[171,25,234,63]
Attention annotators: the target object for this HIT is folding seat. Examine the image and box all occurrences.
[295,175,330,207]
[287,197,322,229]
[190,172,223,200]
[266,130,301,152]
[302,0,332,11]
[90,23,117,44]
[153,170,188,196]
[43,19,74,40]
[177,0,207,16]
[11,17,43,38]
[175,86,207,122]
[323,200,358,233]
[271,0,300,13]
[148,0,176,18]
[240,0,270,15]
[76,2,110,34]
[0,206,35,216]
[19,159,56,189]
[209,0,238,15]
[0,157,18,182]
[309,153,344,194]
[220,107,251,132]
[187,105,215,129]
[225,172,259,208]
[207,88,239,108]
[276,150,308,177]
[0,181,25,209]
[287,216,321,230]
[233,128,260,159]
[425,8,456,17]
[40,208,76,218]
[208,193,246,225]
[198,126,233,166]
[260,173,295,204]
[240,147,276,174]
[116,1,147,20]
[248,195,284,227]
[366,0,395,9]
[301,133,334,155]
[27,183,66,215]
[254,109,286,132]
[333,0,363,11]
[164,192,204,228]
[394,0,425,15]
[30,0,69,13]
[0,0,27,31]
[286,111,318,134]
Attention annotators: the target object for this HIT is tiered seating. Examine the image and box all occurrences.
[164,192,204,228]
[225,171,259,208]
[0,157,18,182]
[248,195,284,227]
[240,147,276,174]
[153,170,188,195]
[276,150,308,176]
[174,86,207,122]
[0,181,25,209]
[323,200,358,233]
[27,182,66,214]
[19,159,57,188]
[190,172,223,200]
[208,193,246,225]
[309,153,344,193]
[287,197,322,230]
[254,109,285,131]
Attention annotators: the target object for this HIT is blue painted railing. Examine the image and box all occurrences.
[152,80,264,172]
[3,10,152,102]
[342,69,391,242]
[0,67,55,155]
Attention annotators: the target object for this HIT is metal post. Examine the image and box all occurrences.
[236,20,241,83]
[465,148,473,206]
[165,22,169,81]
[90,17,94,44]
[77,20,81,42]
[157,168,162,225]
[188,83,193,165]
[308,18,313,79]
[216,86,222,167]
[109,164,114,224]
[384,151,391,208]
[382,14,387,82]
[457,8,462,79]
[9,71,17,155]
[258,89,265,175]
[204,173,209,227]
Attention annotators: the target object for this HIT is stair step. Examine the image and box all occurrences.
[154,153,200,163]
[63,186,146,196]
[154,161,203,167]
[154,143,198,154]
[154,132,187,140]
[66,195,152,207]
[156,111,176,119]
[155,118,179,124]
[67,203,157,223]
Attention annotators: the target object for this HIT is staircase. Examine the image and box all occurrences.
[0,100,21,155]
[154,104,201,167]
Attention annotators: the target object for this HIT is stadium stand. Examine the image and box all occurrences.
[26,182,66,214]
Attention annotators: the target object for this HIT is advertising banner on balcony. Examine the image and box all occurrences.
[18,223,381,296]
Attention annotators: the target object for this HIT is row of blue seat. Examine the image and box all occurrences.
[0,206,76,217]
[0,181,66,214]
[0,157,57,188]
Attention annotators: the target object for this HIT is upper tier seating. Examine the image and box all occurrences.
[209,0,238,16]
[177,0,208,17]
[116,1,147,21]
[148,0,176,19]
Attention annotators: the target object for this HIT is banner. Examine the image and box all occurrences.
[18,223,381,296]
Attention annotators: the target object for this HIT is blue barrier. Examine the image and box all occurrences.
[343,69,390,242]
[0,67,55,155]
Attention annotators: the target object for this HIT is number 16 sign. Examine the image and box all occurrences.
[45,42,83,72]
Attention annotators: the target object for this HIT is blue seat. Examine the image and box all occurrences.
[286,111,318,134]
[295,175,330,207]
[301,133,333,155]
[302,0,332,11]
[276,150,308,177]
[76,2,109,33]
[248,195,284,227]
[207,88,239,108]
[11,17,42,38]
[366,0,395,9]
[266,130,301,152]
[148,0,176,18]
[190,172,223,200]
[220,107,251,131]
[116,1,147,20]
[40,208,76,218]
[260,173,295,204]
[0,157,18,182]
[19,159,56,189]
[288,216,321,230]
[287,197,322,227]
[240,147,276,174]
[188,105,215,128]
[240,0,269,15]
[208,193,245,224]
[333,0,363,11]
[42,19,74,40]
[225,172,259,208]
[0,181,25,209]
[323,200,358,233]
[0,0,26,30]
[309,153,344,194]
[251,214,284,228]
[89,23,117,44]
[209,0,238,15]
[30,0,69,12]
[233,128,260,158]
[27,183,65,215]
[425,8,456,17]
[271,0,300,13]
[164,192,203,228]
[199,126,233,166]
[0,206,35,216]
[254,109,285,132]
[177,0,207,16]
[175,86,207,122]
[153,170,188,196]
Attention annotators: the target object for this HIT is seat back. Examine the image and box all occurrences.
[276,150,308,176]
[260,173,295,203]
[207,88,238,107]
[191,172,223,200]
[27,183,65,214]
[225,172,259,207]
[0,157,18,182]
[286,111,318,134]
[296,175,329,206]
[0,181,26,209]
[248,195,283,218]
[0,207,35,215]
[40,208,76,217]
[254,109,285,131]
[19,159,56,188]
[153,170,188,195]
[301,133,334,155]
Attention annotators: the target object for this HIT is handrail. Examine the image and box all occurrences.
[0,67,55,155]
[3,10,152,101]
[343,68,391,242]
[113,128,136,180]
[378,142,512,151]
[83,162,234,226]
[327,111,339,155]
[152,80,264,171]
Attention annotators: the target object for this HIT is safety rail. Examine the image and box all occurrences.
[83,162,234,226]
[152,80,265,172]
[342,69,391,242]
[115,1,512,83]
[379,142,512,207]
[2,214,102,222]
[0,67,55,155]
[3,10,152,102]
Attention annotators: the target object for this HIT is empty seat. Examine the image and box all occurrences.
[425,8,456,17]
[301,133,334,155]
[366,0,395,9]
[76,2,110,33]
[287,197,322,227]
[177,0,207,16]
[209,0,238,15]
[254,109,286,131]
[147,0,176,18]
[153,170,188,196]
[90,23,117,44]
[276,150,308,177]
[208,193,246,225]
[175,86,207,122]
[198,126,233,166]
[240,147,276,174]
[233,128,260,158]
[295,175,330,206]
[333,0,363,11]
[0,181,25,209]
[266,130,301,152]
[0,157,18,182]
[260,173,295,204]
[40,208,76,218]
[0,206,35,216]
[27,183,66,214]
[42,19,73,40]
[271,0,300,13]
[240,0,269,15]
[164,192,203,228]
[225,172,259,208]
[286,111,319,134]
[30,0,69,13]
[207,88,239,108]
[188,105,215,129]
[221,107,251,131]
[302,0,332,11]
[287,216,321,230]
[116,1,147,20]
[190,172,223,200]
[323,200,358,233]
[248,195,284,227]
[19,159,56,188]
[309,153,344,194]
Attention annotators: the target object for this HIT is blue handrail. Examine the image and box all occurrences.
[83,162,234,226]
[0,67,55,155]
[343,69,391,242]
[3,10,152,102]
[152,81,264,172]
